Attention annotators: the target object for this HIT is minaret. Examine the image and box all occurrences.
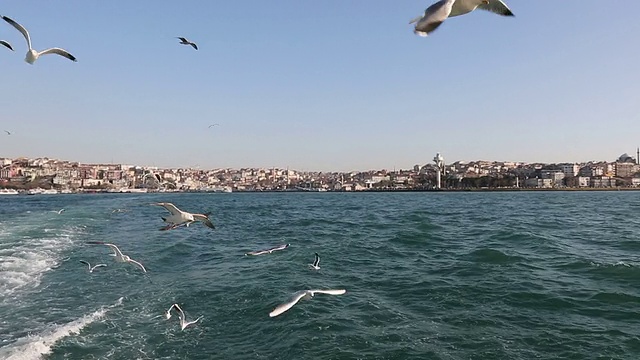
[433,152,444,189]
[637,147,639,165]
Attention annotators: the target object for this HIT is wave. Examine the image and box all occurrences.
[0,297,123,360]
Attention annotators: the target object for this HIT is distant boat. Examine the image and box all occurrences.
[41,189,59,195]
[0,189,19,195]
[27,188,43,195]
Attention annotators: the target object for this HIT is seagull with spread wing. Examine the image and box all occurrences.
[151,202,215,231]
[79,260,107,273]
[269,289,347,317]
[410,0,514,37]
[86,241,147,273]
[177,37,198,50]
[165,303,203,330]
[2,15,77,64]
[245,244,290,256]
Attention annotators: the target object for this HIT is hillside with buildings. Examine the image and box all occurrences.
[1,152,640,193]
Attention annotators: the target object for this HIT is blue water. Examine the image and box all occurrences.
[1,192,639,359]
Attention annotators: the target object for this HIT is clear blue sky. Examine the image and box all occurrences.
[1,1,639,172]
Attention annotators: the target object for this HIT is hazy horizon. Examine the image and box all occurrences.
[1,1,639,172]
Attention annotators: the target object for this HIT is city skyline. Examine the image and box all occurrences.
[1,1,640,172]
[2,150,637,173]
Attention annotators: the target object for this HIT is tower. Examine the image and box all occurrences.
[433,152,444,189]
[637,147,639,165]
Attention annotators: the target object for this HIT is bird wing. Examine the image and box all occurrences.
[128,258,147,273]
[190,43,198,50]
[408,13,424,24]
[246,249,269,256]
[94,264,107,268]
[269,291,308,317]
[177,37,188,42]
[185,316,203,326]
[0,40,13,51]
[2,16,31,49]
[314,252,320,266]
[152,202,182,216]
[310,289,347,296]
[479,0,515,16]
[274,244,289,251]
[39,48,77,62]
[193,213,215,229]
[3,130,10,135]
[79,260,90,267]
[86,241,124,257]
[413,0,453,36]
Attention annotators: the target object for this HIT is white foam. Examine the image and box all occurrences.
[0,224,83,299]
[0,298,123,360]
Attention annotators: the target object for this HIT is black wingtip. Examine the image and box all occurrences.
[504,10,515,17]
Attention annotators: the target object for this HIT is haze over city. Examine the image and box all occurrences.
[1,1,639,172]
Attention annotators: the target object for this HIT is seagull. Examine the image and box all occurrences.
[111,208,129,214]
[3,130,10,135]
[85,241,147,273]
[177,37,198,50]
[269,289,347,318]
[0,40,13,51]
[449,0,514,17]
[410,0,514,37]
[151,202,215,231]
[208,124,220,128]
[245,244,290,256]
[79,260,107,273]
[308,252,320,270]
[2,15,77,64]
[165,303,203,330]
[56,208,65,214]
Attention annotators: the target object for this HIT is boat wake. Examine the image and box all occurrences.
[0,297,123,360]
[0,223,83,300]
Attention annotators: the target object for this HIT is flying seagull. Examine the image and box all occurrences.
[177,37,198,50]
[0,40,13,51]
[208,124,220,128]
[86,241,147,273]
[308,252,320,270]
[410,0,514,37]
[56,208,65,214]
[151,202,215,231]
[165,303,203,330]
[245,244,290,256]
[2,15,77,64]
[269,289,347,318]
[79,260,107,273]
[3,130,10,135]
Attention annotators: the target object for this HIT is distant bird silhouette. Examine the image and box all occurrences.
[0,40,13,51]
[208,124,220,128]
[177,37,198,50]
[2,15,77,64]
[4,130,10,135]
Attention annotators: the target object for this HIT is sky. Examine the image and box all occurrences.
[1,1,639,172]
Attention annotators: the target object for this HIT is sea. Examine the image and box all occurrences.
[0,191,639,360]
